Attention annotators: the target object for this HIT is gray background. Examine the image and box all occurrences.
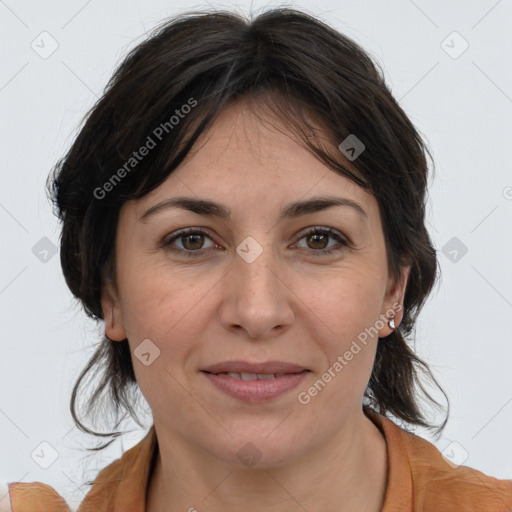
[1,0,511,509]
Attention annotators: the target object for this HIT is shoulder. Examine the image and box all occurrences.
[78,426,158,510]
[365,410,512,511]
[389,416,512,510]
[2,428,156,512]
[408,435,512,510]
[0,481,71,512]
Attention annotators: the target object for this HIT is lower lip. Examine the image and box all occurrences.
[201,371,309,403]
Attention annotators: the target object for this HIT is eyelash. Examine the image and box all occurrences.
[161,226,350,258]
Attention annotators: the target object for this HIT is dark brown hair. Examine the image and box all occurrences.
[48,7,449,450]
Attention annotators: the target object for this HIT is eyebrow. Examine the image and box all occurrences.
[139,195,368,223]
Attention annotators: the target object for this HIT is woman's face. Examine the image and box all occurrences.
[102,101,409,466]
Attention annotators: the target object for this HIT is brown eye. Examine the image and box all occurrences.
[295,227,348,256]
[306,232,329,250]
[181,233,206,251]
[163,228,216,257]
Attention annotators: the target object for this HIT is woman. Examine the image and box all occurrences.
[3,7,511,512]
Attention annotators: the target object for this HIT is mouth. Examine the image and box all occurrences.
[200,360,310,375]
[203,371,308,380]
[200,361,311,403]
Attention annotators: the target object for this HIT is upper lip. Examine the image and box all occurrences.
[201,360,310,374]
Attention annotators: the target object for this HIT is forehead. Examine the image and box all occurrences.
[181,102,356,178]
[129,101,376,220]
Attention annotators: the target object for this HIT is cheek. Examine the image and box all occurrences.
[297,281,380,420]
[117,253,187,322]
[293,269,384,403]
[117,275,203,408]
[298,267,386,344]
[117,264,219,366]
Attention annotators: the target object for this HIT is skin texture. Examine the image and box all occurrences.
[101,101,410,512]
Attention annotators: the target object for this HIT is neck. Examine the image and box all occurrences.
[146,409,388,512]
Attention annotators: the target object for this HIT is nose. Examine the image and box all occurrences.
[218,239,294,340]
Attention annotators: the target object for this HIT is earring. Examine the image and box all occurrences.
[388,317,395,329]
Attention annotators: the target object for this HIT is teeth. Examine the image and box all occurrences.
[257,373,276,380]
[240,372,258,380]
[219,372,279,380]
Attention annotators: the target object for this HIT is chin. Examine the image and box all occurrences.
[205,430,307,469]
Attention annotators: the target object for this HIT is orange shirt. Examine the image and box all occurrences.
[5,410,512,511]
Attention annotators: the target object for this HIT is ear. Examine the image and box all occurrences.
[101,279,127,341]
[378,264,411,338]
